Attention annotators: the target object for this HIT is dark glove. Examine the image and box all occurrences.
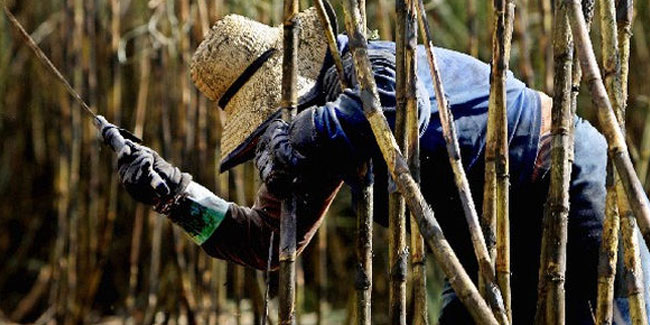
[254,119,305,198]
[102,125,192,206]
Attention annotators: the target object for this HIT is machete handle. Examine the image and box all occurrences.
[94,115,170,197]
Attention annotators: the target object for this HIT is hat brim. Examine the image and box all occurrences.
[219,109,282,172]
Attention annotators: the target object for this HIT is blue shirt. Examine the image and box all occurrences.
[298,35,541,191]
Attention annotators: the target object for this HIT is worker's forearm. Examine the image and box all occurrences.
[165,180,283,270]
[166,175,341,270]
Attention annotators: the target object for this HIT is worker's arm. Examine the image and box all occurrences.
[165,174,341,269]
[198,179,342,270]
[255,49,431,196]
[103,128,342,270]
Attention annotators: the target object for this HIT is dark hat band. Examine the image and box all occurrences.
[218,48,278,109]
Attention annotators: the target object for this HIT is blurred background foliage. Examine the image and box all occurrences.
[1,0,650,324]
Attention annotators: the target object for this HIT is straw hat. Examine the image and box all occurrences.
[190,6,334,170]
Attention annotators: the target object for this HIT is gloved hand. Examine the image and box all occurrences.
[101,123,192,206]
[254,119,305,198]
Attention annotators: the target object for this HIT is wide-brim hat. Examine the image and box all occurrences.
[190,6,335,171]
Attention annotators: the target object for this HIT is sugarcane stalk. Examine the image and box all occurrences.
[619,193,649,324]
[484,0,514,321]
[608,0,648,323]
[409,198,428,325]
[48,18,72,318]
[143,211,163,325]
[375,0,392,40]
[215,107,229,325]
[467,0,478,57]
[616,0,633,105]
[232,166,247,325]
[358,0,366,33]
[245,268,265,324]
[406,1,427,324]
[83,0,122,317]
[541,0,553,92]
[355,161,373,325]
[570,0,594,161]
[66,0,83,321]
[180,0,193,163]
[354,0,373,298]
[599,0,624,120]
[263,232,275,325]
[594,4,622,318]
[126,204,145,318]
[390,0,409,323]
[483,0,500,273]
[341,0,499,323]
[500,2,514,321]
[569,0,596,170]
[279,0,299,323]
[296,257,305,323]
[600,0,647,321]
[173,228,199,323]
[143,57,168,325]
[534,3,573,324]
[596,163,621,325]
[356,160,373,323]
[314,0,348,90]
[90,0,122,311]
[416,0,507,323]
[634,21,650,184]
[565,0,650,308]
[309,9,370,321]
[196,0,210,36]
[596,1,624,325]
[638,104,650,189]
[316,219,328,325]
[514,0,534,86]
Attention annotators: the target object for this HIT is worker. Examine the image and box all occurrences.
[103,7,650,323]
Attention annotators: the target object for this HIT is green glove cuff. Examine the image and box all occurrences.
[167,182,230,245]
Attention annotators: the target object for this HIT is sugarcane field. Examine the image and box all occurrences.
[4,0,650,323]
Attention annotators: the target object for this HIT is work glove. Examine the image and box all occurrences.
[101,121,192,206]
[254,119,305,198]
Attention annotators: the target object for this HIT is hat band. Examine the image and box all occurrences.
[218,48,278,109]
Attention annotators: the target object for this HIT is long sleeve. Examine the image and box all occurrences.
[168,178,342,270]
[289,48,431,186]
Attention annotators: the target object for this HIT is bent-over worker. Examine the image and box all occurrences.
[103,7,650,324]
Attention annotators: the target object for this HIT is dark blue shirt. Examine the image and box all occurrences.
[298,35,541,190]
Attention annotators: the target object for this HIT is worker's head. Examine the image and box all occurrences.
[190,6,336,170]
